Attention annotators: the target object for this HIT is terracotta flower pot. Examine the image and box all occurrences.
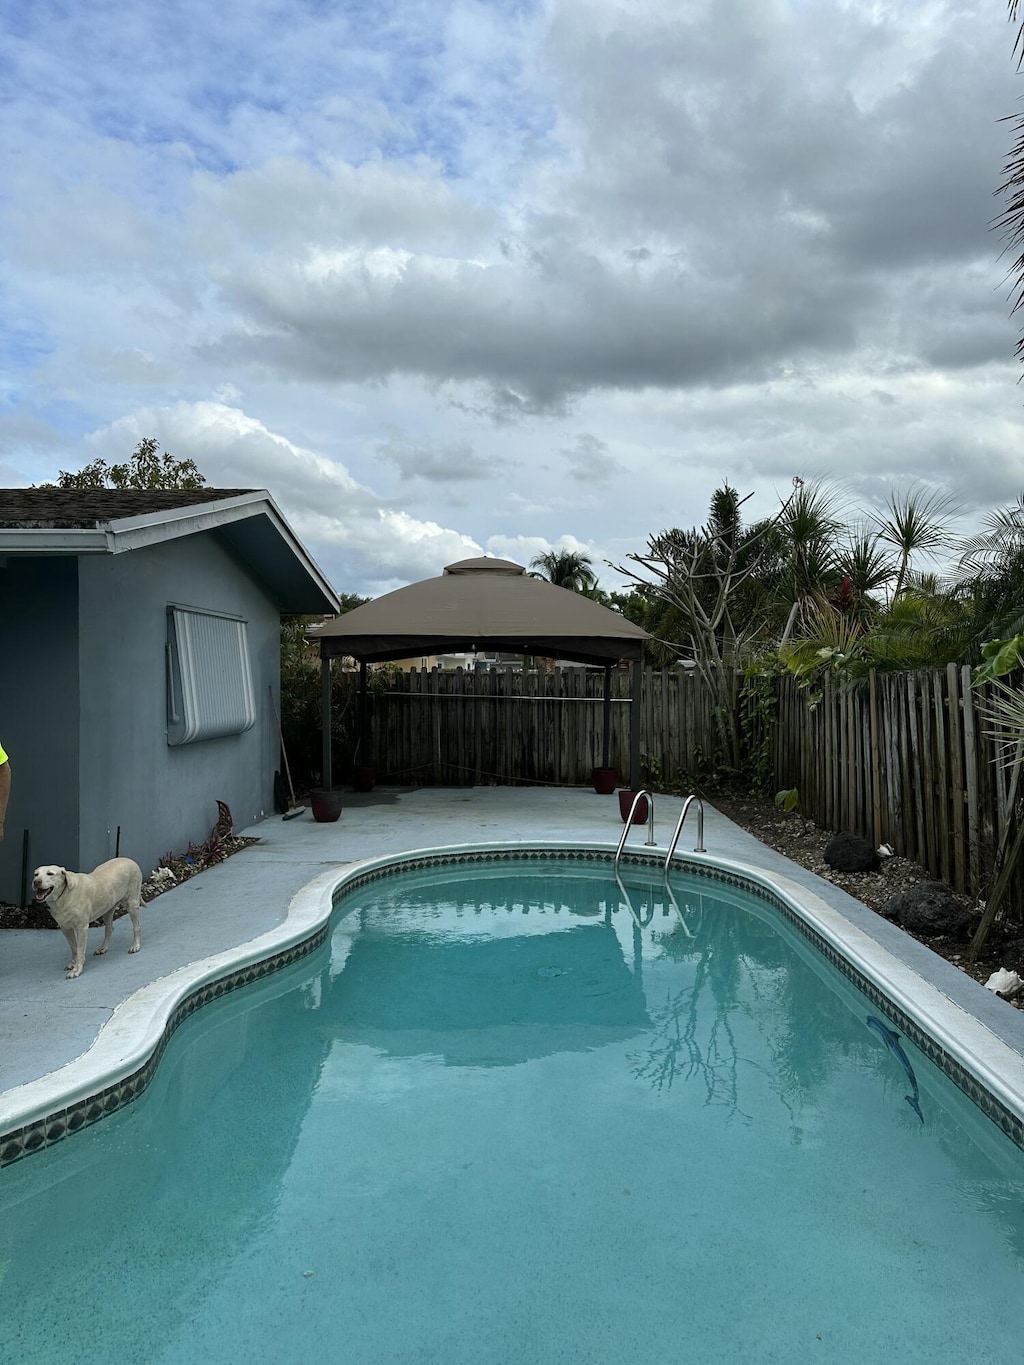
[309,788,344,823]
[618,790,648,824]
[592,767,619,795]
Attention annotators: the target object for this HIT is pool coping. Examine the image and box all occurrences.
[3,840,1024,1164]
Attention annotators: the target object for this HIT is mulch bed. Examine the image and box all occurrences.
[710,791,1024,1006]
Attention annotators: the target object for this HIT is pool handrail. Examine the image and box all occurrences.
[613,870,656,928]
[613,789,655,870]
[661,876,695,937]
[664,794,706,868]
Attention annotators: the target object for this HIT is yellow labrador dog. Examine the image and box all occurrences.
[32,858,143,979]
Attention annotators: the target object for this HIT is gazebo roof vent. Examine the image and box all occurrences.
[443,557,525,576]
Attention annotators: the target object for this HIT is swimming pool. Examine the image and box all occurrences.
[2,850,1024,1363]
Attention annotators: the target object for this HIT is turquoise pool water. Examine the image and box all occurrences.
[2,856,1024,1363]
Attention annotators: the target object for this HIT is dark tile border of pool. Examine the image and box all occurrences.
[0,928,329,1167]
[3,846,1023,1166]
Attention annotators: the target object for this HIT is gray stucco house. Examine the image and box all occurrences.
[0,487,339,905]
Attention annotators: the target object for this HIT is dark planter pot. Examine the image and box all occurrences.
[592,767,619,795]
[352,765,376,793]
[618,790,649,824]
[309,788,344,823]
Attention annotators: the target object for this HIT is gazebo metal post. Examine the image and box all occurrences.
[629,658,642,789]
[320,643,333,789]
[602,663,612,769]
[358,660,371,764]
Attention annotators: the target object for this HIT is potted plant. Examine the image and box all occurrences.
[591,767,618,795]
[309,788,344,822]
[617,789,649,823]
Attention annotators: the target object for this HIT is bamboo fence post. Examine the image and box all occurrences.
[916,672,932,875]
[868,670,882,848]
[961,664,981,896]
[846,685,856,831]
[896,674,912,855]
[808,684,819,813]
[878,674,893,845]
[946,662,966,892]
[906,674,926,869]
[830,674,835,824]
[932,671,951,885]
[854,686,866,835]
[823,676,834,829]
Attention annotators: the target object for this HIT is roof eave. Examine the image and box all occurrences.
[315,633,646,665]
[0,491,340,614]
[106,491,339,612]
[105,490,273,549]
[0,528,111,554]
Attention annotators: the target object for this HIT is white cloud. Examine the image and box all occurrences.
[485,531,596,568]
[3,0,1024,600]
[89,401,482,591]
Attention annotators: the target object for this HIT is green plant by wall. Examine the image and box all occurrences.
[739,664,781,796]
[640,744,741,797]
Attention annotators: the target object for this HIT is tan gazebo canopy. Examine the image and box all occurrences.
[310,557,650,788]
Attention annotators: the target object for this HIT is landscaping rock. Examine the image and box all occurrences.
[881,881,970,937]
[823,831,880,873]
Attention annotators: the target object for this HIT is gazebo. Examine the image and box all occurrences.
[310,557,650,789]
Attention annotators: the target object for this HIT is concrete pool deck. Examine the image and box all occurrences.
[4,784,1024,1124]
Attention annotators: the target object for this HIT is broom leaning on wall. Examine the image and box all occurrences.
[270,685,306,820]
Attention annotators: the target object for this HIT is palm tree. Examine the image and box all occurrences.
[774,480,844,644]
[615,482,805,765]
[529,549,598,594]
[955,495,1024,646]
[872,484,955,601]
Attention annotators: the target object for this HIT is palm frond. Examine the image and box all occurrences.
[838,531,894,595]
[998,3,1024,358]
[956,496,1024,575]
[978,677,1024,758]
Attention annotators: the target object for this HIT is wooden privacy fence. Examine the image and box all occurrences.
[775,667,1019,901]
[342,666,721,788]
[334,662,1020,903]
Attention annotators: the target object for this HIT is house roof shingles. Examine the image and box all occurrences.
[0,486,340,613]
[0,488,255,529]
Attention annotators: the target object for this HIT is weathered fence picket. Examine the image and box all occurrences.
[333,662,1023,908]
[773,669,1024,906]
[341,665,723,791]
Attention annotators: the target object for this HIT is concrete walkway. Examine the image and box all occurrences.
[3,785,1024,1104]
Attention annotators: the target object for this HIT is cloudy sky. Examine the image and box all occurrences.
[3,0,1024,595]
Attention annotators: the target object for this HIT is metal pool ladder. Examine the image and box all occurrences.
[613,789,656,871]
[664,795,706,870]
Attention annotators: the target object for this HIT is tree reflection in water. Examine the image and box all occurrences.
[624,879,833,1128]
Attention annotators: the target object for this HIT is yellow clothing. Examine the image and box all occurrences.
[0,739,6,764]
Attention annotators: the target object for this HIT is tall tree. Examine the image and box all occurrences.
[872,484,954,601]
[55,437,206,490]
[775,480,844,644]
[614,482,801,766]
